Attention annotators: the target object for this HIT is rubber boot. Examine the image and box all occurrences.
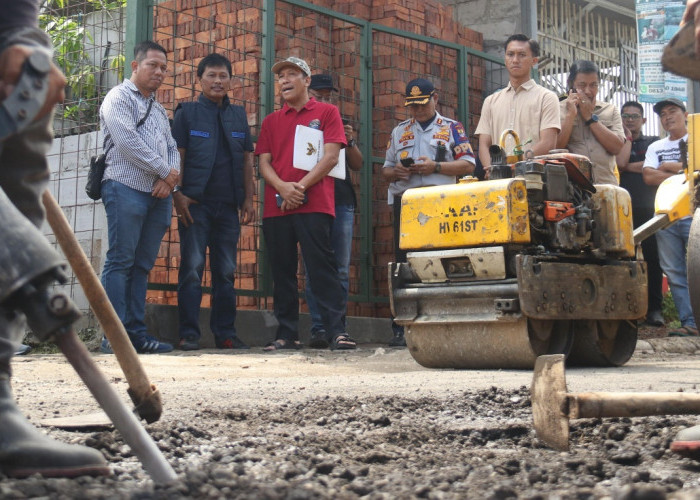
[670,424,700,460]
[0,378,109,478]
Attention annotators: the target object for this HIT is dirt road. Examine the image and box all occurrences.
[4,344,700,498]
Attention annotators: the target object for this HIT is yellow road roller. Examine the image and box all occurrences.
[389,125,699,369]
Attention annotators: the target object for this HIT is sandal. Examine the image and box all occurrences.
[263,339,303,352]
[330,334,357,351]
[668,326,700,337]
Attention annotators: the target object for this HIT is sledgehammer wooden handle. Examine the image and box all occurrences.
[568,392,700,419]
[42,191,162,422]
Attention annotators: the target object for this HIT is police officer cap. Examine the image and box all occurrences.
[653,97,686,115]
[404,78,435,106]
[309,74,338,91]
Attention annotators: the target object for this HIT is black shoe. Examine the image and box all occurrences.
[646,310,664,327]
[14,344,32,356]
[388,333,406,347]
[389,322,407,347]
[179,337,200,351]
[0,379,109,478]
[308,330,330,349]
[216,337,250,350]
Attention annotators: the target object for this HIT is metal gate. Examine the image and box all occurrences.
[536,0,658,133]
[43,0,506,323]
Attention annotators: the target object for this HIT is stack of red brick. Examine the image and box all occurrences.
[147,0,484,321]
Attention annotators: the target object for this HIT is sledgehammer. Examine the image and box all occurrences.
[531,354,700,451]
[42,190,163,423]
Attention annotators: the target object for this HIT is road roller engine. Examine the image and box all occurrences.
[389,133,649,369]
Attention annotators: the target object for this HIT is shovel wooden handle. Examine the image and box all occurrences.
[569,392,700,419]
[42,191,162,422]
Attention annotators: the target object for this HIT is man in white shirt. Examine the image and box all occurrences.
[642,97,696,337]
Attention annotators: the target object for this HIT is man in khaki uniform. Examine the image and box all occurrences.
[556,60,625,185]
[475,34,560,177]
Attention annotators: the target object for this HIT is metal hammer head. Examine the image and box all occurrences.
[531,354,570,451]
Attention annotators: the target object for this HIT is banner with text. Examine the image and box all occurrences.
[635,0,687,103]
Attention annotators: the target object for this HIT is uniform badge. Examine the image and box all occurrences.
[410,86,422,96]
[400,151,409,159]
[308,119,321,129]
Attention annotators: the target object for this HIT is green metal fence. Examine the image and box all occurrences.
[44,0,506,318]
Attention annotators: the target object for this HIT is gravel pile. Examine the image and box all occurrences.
[3,386,700,499]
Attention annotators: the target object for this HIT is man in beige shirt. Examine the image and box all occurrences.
[556,60,625,185]
[475,34,560,177]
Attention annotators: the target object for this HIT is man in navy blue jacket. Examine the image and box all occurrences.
[171,53,256,351]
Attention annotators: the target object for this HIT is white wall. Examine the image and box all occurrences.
[44,130,108,316]
[438,0,533,56]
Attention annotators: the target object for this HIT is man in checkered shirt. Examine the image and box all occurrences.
[98,41,180,354]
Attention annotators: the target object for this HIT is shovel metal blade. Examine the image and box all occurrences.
[531,354,570,451]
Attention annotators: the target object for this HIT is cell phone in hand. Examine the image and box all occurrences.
[276,193,307,207]
[400,157,415,169]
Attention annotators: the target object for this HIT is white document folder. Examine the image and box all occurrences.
[292,124,346,180]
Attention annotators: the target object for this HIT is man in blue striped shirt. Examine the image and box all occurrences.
[99,41,180,354]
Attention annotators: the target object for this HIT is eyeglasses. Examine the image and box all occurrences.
[574,82,599,92]
[621,113,642,120]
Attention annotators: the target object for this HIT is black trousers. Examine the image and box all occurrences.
[263,213,345,342]
[633,204,663,313]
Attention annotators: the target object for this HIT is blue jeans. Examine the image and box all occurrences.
[177,201,240,342]
[101,180,172,341]
[305,204,354,333]
[657,217,696,329]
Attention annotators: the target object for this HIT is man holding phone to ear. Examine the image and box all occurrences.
[382,78,475,346]
[556,60,625,185]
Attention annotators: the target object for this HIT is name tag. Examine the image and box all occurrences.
[231,131,246,139]
[190,130,210,138]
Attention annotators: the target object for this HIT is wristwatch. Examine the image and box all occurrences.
[584,114,599,126]
[173,185,182,192]
[435,162,442,173]
[348,138,356,148]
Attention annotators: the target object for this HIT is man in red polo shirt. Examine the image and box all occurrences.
[255,56,356,351]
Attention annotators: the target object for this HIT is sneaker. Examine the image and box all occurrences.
[133,335,173,354]
[308,329,329,349]
[100,337,113,354]
[179,337,200,351]
[216,337,250,350]
[14,344,32,356]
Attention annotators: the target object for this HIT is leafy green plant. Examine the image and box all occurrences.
[39,0,126,125]
[662,290,680,327]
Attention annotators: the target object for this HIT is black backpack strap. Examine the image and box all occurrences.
[136,98,154,128]
[104,98,154,155]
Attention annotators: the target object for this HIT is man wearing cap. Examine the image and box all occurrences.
[475,34,560,177]
[382,78,476,346]
[303,74,363,348]
[642,97,697,337]
[255,57,356,351]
